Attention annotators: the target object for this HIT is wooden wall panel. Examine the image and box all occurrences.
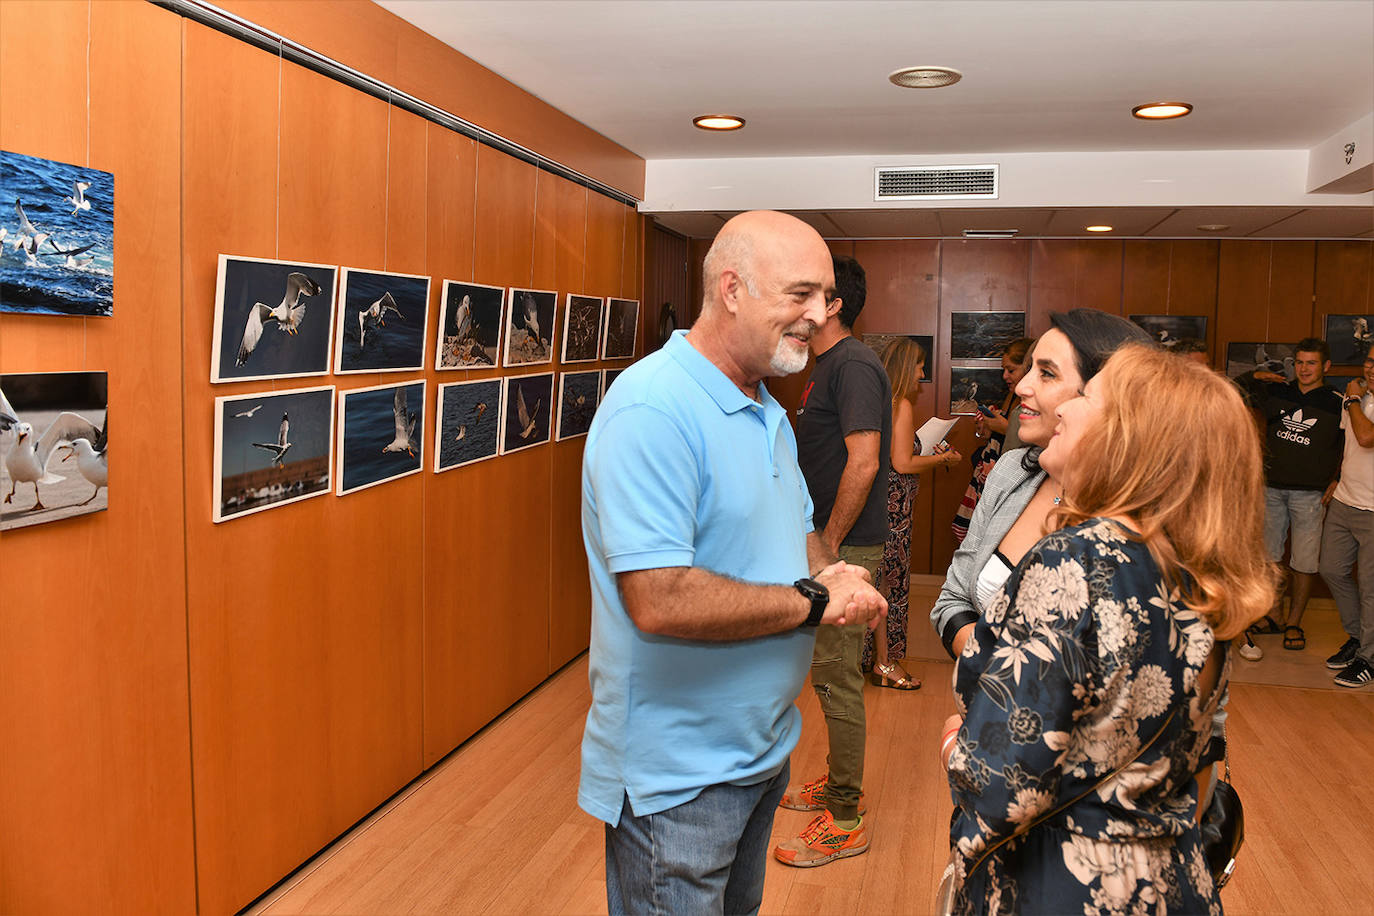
[1028,241,1125,336]
[533,172,589,294]
[0,2,197,913]
[1269,242,1317,339]
[1217,241,1273,356]
[1166,241,1220,318]
[425,125,478,284]
[473,148,537,288]
[1315,241,1374,329]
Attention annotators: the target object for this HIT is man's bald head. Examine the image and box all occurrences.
[702,211,829,312]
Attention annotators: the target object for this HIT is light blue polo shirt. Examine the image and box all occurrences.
[579,330,816,826]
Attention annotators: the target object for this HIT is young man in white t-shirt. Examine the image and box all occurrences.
[1319,343,1374,687]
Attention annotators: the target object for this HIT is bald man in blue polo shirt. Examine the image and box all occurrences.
[580,210,888,916]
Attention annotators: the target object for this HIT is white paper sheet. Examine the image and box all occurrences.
[916,416,959,455]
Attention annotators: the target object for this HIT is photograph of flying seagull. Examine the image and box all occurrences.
[0,149,115,316]
[1,371,108,531]
[335,267,431,373]
[499,372,553,455]
[561,294,604,363]
[503,288,557,368]
[602,298,640,360]
[556,370,601,441]
[214,386,334,523]
[436,280,505,369]
[338,380,426,495]
[212,254,337,383]
[435,377,503,472]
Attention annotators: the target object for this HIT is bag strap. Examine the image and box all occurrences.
[963,707,1178,878]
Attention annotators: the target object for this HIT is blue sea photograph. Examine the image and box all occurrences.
[214,386,334,523]
[504,288,557,367]
[556,371,600,441]
[212,255,337,383]
[437,280,505,369]
[562,294,603,363]
[338,381,425,495]
[602,298,639,359]
[500,373,553,454]
[0,149,114,317]
[335,268,431,373]
[950,311,1026,359]
[435,378,503,472]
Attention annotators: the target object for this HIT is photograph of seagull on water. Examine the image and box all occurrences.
[436,280,505,370]
[213,386,334,523]
[556,371,601,441]
[211,255,337,383]
[435,377,503,472]
[338,381,425,495]
[0,149,114,316]
[334,267,431,374]
[503,288,557,367]
[499,373,553,455]
[1,372,108,532]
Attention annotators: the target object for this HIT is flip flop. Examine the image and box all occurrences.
[1247,616,1283,635]
[1283,626,1306,650]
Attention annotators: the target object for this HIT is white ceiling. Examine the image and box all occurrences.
[378,0,1374,238]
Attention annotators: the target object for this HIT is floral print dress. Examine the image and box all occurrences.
[946,519,1225,915]
[864,437,920,670]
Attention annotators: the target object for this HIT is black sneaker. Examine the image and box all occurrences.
[1334,658,1374,688]
[1327,637,1360,670]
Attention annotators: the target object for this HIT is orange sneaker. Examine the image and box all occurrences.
[772,811,870,867]
[778,776,867,814]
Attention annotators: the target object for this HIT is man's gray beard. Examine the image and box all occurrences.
[770,336,809,375]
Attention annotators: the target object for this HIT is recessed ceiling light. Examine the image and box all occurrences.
[1085,225,1114,232]
[693,114,745,131]
[1132,102,1193,120]
[1196,224,1230,231]
[889,66,963,89]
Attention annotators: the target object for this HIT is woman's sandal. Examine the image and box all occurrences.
[1283,625,1306,650]
[870,661,921,690]
[1247,616,1284,635]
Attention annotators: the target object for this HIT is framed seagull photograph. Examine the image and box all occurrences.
[561,294,604,364]
[334,267,432,374]
[1128,314,1208,350]
[1,370,109,531]
[498,372,553,455]
[503,288,557,368]
[212,385,334,524]
[602,297,640,360]
[211,254,338,383]
[555,370,601,441]
[436,279,505,370]
[949,366,1009,416]
[0,149,115,317]
[1325,314,1374,366]
[337,380,426,496]
[434,377,504,473]
[600,367,625,400]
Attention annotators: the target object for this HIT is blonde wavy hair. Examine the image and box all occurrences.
[1050,344,1278,639]
[880,337,927,404]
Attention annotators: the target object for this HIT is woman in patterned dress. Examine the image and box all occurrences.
[939,345,1277,914]
[865,337,962,688]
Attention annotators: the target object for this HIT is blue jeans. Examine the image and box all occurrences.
[604,761,789,916]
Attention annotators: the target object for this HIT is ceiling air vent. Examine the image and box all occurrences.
[875,164,998,200]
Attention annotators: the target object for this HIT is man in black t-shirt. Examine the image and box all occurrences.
[774,255,891,868]
[1239,337,1344,650]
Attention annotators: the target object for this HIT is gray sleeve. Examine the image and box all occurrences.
[930,450,1033,657]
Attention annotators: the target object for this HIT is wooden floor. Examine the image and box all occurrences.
[251,592,1374,915]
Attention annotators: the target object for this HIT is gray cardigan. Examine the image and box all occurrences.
[931,447,1045,657]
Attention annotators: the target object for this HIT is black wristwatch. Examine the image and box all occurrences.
[794,577,829,627]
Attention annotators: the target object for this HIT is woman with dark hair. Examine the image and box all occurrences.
[932,310,1152,658]
[938,344,1276,912]
[953,338,1034,543]
[864,337,962,688]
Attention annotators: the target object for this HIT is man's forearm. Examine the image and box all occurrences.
[822,459,878,550]
[619,566,809,640]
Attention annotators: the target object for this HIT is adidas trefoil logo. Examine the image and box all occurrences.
[1278,408,1318,445]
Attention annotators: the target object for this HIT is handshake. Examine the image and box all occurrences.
[812,561,888,628]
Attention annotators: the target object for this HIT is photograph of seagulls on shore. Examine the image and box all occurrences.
[499,373,553,455]
[949,366,1009,416]
[211,255,337,383]
[1128,314,1208,351]
[556,371,601,441]
[949,312,1025,360]
[602,298,640,360]
[334,267,431,373]
[436,280,504,369]
[863,334,934,382]
[213,386,333,523]
[338,380,425,495]
[0,150,114,316]
[1226,342,1298,381]
[435,378,503,473]
[561,294,604,364]
[1,371,108,532]
[1325,315,1374,366]
[504,288,557,367]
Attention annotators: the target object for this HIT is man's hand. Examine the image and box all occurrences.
[1323,479,1339,506]
[813,562,886,629]
[1254,370,1286,383]
[1346,377,1369,398]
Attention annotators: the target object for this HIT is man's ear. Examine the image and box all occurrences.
[1324,360,1332,375]
[719,269,743,315]
[827,297,843,316]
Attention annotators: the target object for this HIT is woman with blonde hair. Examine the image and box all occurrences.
[939,344,1276,913]
[864,337,961,688]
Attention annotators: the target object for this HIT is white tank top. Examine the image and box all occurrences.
[975,549,1016,610]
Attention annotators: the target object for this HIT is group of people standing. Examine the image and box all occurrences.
[575,210,1349,915]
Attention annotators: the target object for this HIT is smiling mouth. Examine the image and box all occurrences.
[1019,407,1040,421]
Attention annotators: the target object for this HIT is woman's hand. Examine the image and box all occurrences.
[977,406,1010,436]
[940,713,965,769]
[937,445,964,468]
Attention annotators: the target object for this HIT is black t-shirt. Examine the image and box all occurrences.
[1241,376,1344,490]
[795,336,892,546]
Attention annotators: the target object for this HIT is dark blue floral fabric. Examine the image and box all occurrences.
[947,518,1226,915]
